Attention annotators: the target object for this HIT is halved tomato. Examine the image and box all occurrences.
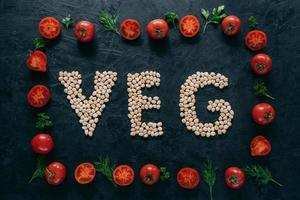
[39,16,61,40]
[245,30,268,51]
[27,85,51,108]
[250,135,272,156]
[179,15,200,38]
[113,164,135,186]
[177,167,200,189]
[74,162,96,184]
[119,19,141,40]
[26,50,47,72]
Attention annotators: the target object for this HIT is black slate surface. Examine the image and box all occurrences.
[1,0,300,199]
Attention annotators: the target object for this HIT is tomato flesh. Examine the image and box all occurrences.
[251,53,272,75]
[45,162,66,185]
[120,19,141,40]
[39,16,61,39]
[74,162,96,184]
[251,135,271,156]
[179,15,200,38]
[31,133,54,154]
[113,165,135,186]
[27,85,51,108]
[177,167,200,189]
[245,30,267,51]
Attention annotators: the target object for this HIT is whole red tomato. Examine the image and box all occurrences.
[250,135,272,156]
[245,30,268,51]
[176,167,200,189]
[221,15,241,36]
[31,133,54,154]
[147,19,169,39]
[252,103,276,125]
[26,50,47,72]
[44,162,66,185]
[74,21,95,43]
[251,53,272,75]
[224,167,245,189]
[139,164,160,185]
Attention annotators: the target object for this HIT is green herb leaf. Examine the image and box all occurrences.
[160,166,171,181]
[33,38,47,50]
[201,9,210,20]
[98,10,120,35]
[29,155,46,183]
[164,12,179,28]
[254,79,275,100]
[203,160,217,200]
[248,16,258,28]
[244,165,283,187]
[62,14,73,29]
[35,112,53,129]
[94,156,117,187]
[201,5,227,33]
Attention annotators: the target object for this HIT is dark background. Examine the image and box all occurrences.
[1,0,300,199]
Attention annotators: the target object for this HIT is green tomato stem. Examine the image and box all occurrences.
[203,21,212,34]
[264,93,275,100]
[271,178,283,187]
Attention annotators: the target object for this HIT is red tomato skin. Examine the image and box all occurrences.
[74,21,96,43]
[221,15,241,36]
[252,103,276,125]
[27,85,51,108]
[39,16,61,40]
[224,167,245,189]
[113,164,135,186]
[176,167,200,189]
[179,15,200,38]
[26,50,48,72]
[31,133,54,154]
[139,164,160,185]
[250,135,272,156]
[119,19,141,40]
[45,162,66,185]
[251,53,272,75]
[245,30,268,51]
[147,19,169,39]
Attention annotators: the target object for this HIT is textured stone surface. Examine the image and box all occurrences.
[0,0,300,199]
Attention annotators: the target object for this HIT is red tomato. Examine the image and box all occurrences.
[74,21,95,43]
[179,15,200,38]
[113,164,135,186]
[31,133,54,154]
[27,85,51,108]
[139,164,160,185]
[221,15,241,36]
[44,162,66,185]
[245,30,268,51]
[177,167,200,189]
[251,53,272,75]
[119,19,141,40]
[26,50,47,72]
[39,16,61,40]
[252,103,276,125]
[224,167,245,189]
[74,162,96,184]
[250,135,272,156]
[147,19,169,39]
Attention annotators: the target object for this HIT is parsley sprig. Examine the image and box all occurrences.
[160,166,171,181]
[62,14,73,29]
[29,155,46,183]
[254,79,275,100]
[98,10,120,35]
[164,12,179,28]
[203,160,217,200]
[94,156,117,187]
[36,112,53,129]
[248,16,258,28]
[244,165,283,187]
[201,5,227,33]
[33,38,47,50]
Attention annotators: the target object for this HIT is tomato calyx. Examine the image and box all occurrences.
[228,174,240,185]
[256,62,266,70]
[225,24,235,33]
[155,28,163,36]
[78,28,87,37]
[264,112,273,120]
[46,167,55,180]
[145,174,153,181]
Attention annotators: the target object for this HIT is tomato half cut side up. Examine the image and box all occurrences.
[179,15,200,38]
[245,30,268,51]
[27,84,51,108]
[176,167,200,189]
[74,162,96,184]
[113,165,135,186]
[39,16,61,40]
[120,19,141,40]
[26,50,48,72]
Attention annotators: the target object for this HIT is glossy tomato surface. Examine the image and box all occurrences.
[245,30,268,51]
[252,103,276,125]
[26,50,47,72]
[39,16,61,39]
[74,162,96,184]
[147,19,169,39]
[251,53,272,75]
[27,84,51,108]
[119,19,141,40]
[221,15,241,36]
[31,133,54,154]
[74,21,95,43]
[224,167,245,189]
[250,135,272,156]
[113,164,135,186]
[45,162,66,185]
[176,167,200,189]
[139,164,160,185]
[179,15,200,38]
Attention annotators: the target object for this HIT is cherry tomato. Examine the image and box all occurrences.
[245,30,268,51]
[26,50,47,72]
[179,15,200,38]
[44,162,66,185]
[119,19,141,40]
[250,135,272,156]
[74,162,96,184]
[252,103,276,125]
[147,19,169,39]
[113,164,135,186]
[31,133,54,154]
[224,167,245,189]
[251,53,272,75]
[177,167,200,189]
[27,85,51,108]
[221,15,241,36]
[39,16,61,40]
[74,21,95,43]
[139,164,160,185]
